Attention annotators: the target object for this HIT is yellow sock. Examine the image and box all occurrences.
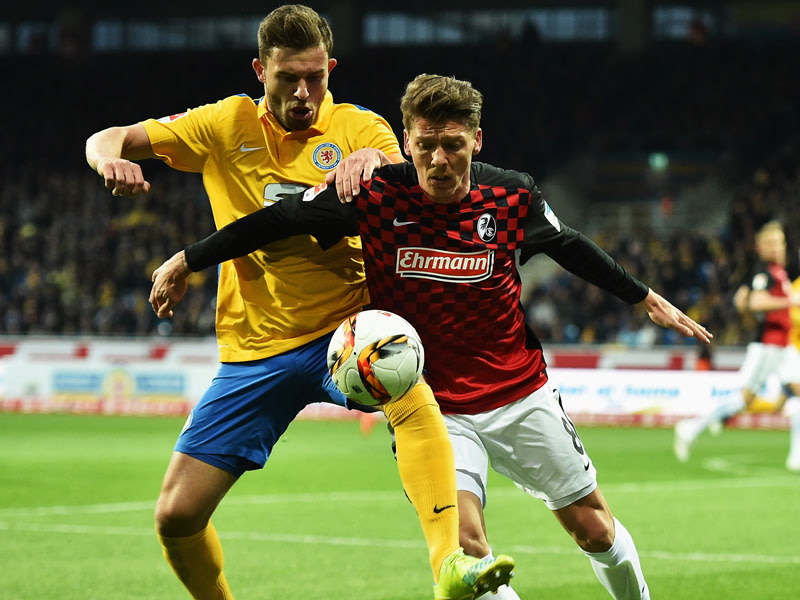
[746,397,780,413]
[158,521,234,600]
[383,383,460,581]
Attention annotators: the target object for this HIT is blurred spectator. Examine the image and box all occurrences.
[0,168,217,336]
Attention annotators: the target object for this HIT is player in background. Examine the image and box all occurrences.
[85,8,513,600]
[150,73,713,600]
[674,221,800,466]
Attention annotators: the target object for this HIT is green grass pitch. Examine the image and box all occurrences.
[1,412,798,599]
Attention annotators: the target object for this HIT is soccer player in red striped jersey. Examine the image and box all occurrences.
[151,74,712,600]
[674,221,800,466]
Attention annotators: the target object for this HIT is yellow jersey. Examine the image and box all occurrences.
[791,277,800,351]
[141,91,400,362]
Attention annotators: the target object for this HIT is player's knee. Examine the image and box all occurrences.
[572,514,614,553]
[154,492,204,537]
[383,382,436,427]
[154,494,178,536]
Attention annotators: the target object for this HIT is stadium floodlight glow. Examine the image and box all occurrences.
[648,152,669,171]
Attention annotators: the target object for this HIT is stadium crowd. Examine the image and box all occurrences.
[2,39,799,344]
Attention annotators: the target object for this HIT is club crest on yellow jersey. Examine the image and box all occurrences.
[312,142,342,170]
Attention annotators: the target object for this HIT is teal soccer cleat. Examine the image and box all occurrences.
[433,548,515,600]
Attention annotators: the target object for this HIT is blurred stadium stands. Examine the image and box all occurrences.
[1,1,799,346]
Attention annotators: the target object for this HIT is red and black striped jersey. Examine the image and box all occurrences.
[187,161,649,414]
[748,260,793,346]
[353,165,547,413]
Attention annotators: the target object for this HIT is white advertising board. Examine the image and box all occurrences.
[0,339,787,428]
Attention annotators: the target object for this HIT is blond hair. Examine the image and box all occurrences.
[755,220,784,243]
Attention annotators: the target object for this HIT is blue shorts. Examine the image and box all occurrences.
[175,333,351,477]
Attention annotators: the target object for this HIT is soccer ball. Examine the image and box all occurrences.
[327,310,425,407]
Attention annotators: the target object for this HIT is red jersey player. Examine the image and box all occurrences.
[675,220,800,466]
[152,74,711,600]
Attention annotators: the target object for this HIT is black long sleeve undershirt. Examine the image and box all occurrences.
[184,165,648,306]
[185,186,355,271]
[540,227,649,305]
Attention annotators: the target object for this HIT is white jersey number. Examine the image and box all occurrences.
[263,182,305,207]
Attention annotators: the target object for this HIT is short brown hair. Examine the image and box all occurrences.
[400,74,483,134]
[257,4,334,61]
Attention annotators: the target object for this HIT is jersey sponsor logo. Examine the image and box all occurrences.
[240,144,266,152]
[396,247,494,282]
[302,182,328,201]
[477,213,496,242]
[393,218,418,227]
[312,142,342,170]
[156,112,188,123]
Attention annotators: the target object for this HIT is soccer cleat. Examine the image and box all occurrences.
[433,548,515,600]
[673,419,693,463]
[476,585,519,600]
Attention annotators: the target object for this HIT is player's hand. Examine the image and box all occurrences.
[149,251,190,318]
[324,148,390,203]
[96,157,151,197]
[641,289,713,343]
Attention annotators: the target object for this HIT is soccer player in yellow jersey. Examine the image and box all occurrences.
[787,274,800,472]
[85,5,512,599]
[790,275,800,351]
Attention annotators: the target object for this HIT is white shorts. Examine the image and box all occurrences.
[739,342,800,394]
[444,382,597,511]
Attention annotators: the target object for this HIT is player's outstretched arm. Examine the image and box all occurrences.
[640,289,713,343]
[323,147,404,203]
[732,284,751,314]
[749,288,800,313]
[149,251,190,318]
[147,184,355,317]
[86,124,155,197]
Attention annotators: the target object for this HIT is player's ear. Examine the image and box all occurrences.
[403,130,413,156]
[253,58,266,83]
[328,58,337,73]
[472,128,483,155]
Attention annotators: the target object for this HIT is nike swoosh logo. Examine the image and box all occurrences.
[240,144,266,152]
[433,504,456,514]
[393,218,418,227]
